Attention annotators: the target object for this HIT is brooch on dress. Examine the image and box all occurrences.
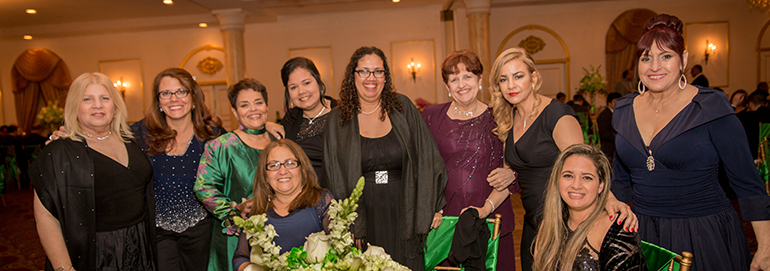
[646,149,655,171]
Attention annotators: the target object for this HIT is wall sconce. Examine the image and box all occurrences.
[114,77,129,98]
[705,40,716,65]
[406,58,421,82]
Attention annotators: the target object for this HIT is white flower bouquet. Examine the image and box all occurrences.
[233,177,410,271]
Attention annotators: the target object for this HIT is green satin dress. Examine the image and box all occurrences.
[194,131,268,271]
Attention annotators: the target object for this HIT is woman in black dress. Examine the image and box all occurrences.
[31,72,156,271]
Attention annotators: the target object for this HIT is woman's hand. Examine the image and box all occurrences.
[605,192,638,232]
[751,246,770,271]
[237,199,253,219]
[265,122,285,139]
[751,220,770,270]
[487,167,516,191]
[460,204,492,219]
[45,126,67,145]
[431,212,442,229]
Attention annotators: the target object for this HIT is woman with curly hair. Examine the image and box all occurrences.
[322,46,447,270]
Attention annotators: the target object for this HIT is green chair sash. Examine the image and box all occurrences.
[641,241,681,271]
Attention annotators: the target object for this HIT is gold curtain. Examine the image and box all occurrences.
[11,49,71,133]
[605,9,657,94]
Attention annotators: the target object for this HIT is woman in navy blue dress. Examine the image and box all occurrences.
[609,14,770,270]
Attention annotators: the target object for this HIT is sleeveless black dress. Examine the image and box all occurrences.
[504,99,577,271]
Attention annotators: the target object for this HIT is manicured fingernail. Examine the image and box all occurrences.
[609,215,613,220]
[625,226,628,231]
[618,220,622,225]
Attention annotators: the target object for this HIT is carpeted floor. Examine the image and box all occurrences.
[0,186,45,270]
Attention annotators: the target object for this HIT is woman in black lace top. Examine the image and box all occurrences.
[534,144,645,271]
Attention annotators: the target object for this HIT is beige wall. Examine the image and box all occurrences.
[1,0,767,125]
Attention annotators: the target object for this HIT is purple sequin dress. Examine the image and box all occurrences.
[422,102,519,270]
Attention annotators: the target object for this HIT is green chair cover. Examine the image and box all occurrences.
[758,123,770,183]
[424,216,500,271]
[0,164,6,196]
[641,241,681,271]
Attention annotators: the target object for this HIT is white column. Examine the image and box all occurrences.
[213,8,247,86]
[463,0,491,102]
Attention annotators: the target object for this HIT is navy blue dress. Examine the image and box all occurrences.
[611,86,770,271]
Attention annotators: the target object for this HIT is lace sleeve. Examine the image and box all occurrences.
[315,189,335,234]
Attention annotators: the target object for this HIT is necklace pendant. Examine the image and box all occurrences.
[646,150,655,171]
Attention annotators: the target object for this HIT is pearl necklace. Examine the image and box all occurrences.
[305,106,326,124]
[360,103,381,115]
[86,131,112,141]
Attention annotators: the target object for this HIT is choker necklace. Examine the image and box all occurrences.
[242,127,267,135]
[86,131,112,141]
[454,101,479,117]
[305,106,326,124]
[360,103,381,115]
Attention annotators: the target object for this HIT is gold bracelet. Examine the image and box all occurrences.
[55,265,72,271]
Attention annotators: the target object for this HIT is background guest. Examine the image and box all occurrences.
[31,72,156,271]
[534,144,645,271]
[732,89,749,114]
[738,92,770,160]
[131,68,225,271]
[279,57,337,186]
[233,139,334,271]
[194,78,274,271]
[690,64,709,88]
[555,92,566,103]
[323,46,447,271]
[422,49,518,270]
[597,92,622,163]
[615,69,634,96]
[609,14,770,270]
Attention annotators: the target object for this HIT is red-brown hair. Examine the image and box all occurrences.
[636,14,685,63]
[441,50,483,84]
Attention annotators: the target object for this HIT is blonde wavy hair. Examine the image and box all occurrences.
[533,144,612,271]
[63,72,133,142]
[490,47,543,142]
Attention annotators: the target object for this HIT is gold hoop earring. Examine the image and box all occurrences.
[638,81,647,94]
[679,74,687,90]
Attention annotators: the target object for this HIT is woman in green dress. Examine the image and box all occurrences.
[194,78,274,271]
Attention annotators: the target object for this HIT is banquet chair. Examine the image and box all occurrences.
[641,241,693,271]
[425,214,501,271]
[758,123,770,193]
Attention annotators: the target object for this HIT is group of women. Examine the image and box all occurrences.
[29,12,770,271]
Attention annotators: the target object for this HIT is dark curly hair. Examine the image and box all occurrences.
[338,46,402,125]
[144,68,222,156]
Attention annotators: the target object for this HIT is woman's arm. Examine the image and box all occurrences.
[33,191,74,271]
[460,188,510,218]
[751,220,770,271]
[552,115,584,151]
[194,140,238,220]
[233,232,251,271]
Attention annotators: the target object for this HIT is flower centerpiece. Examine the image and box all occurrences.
[233,177,410,271]
[36,100,64,134]
[577,65,607,113]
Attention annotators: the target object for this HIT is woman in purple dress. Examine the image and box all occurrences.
[422,50,519,270]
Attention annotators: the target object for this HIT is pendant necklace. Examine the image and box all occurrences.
[645,147,655,171]
[306,106,326,124]
[454,101,479,117]
[360,102,381,115]
[86,131,112,141]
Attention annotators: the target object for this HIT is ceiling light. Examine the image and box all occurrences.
[199,22,208,28]
[23,35,32,40]
[163,0,173,5]
[26,9,37,14]
[393,0,401,2]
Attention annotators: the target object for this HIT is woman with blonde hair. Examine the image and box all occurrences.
[534,144,644,270]
[488,48,635,270]
[31,72,156,270]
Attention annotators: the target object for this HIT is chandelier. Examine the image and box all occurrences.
[750,0,770,11]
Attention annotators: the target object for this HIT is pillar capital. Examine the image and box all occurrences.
[212,8,247,31]
[463,0,491,14]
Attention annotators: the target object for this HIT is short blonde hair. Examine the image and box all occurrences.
[63,72,133,142]
[489,47,542,142]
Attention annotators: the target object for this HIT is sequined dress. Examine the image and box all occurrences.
[564,219,645,271]
[422,103,518,270]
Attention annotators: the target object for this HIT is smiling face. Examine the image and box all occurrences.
[158,76,193,121]
[498,59,539,106]
[354,54,386,104]
[266,146,303,196]
[445,63,483,106]
[559,155,604,213]
[78,83,115,133]
[231,89,267,130]
[287,68,322,112]
[638,41,689,92]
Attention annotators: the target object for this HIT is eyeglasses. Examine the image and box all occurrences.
[354,69,386,79]
[266,159,301,171]
[159,89,190,100]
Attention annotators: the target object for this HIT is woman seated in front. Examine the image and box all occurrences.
[534,144,645,270]
[232,139,334,271]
